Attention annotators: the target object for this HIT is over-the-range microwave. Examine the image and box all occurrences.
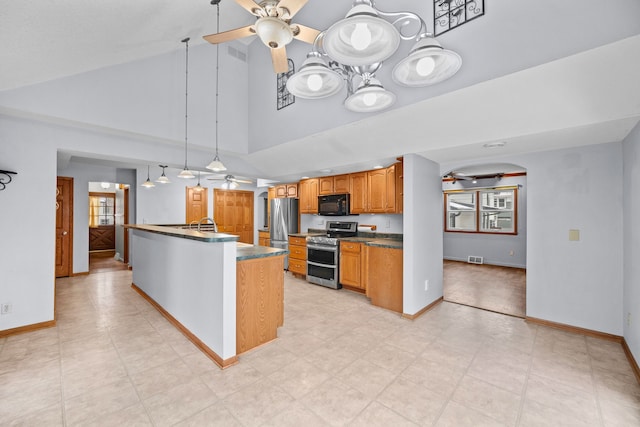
[318,194,350,216]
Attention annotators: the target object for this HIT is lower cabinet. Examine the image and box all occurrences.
[288,236,307,276]
[339,241,365,291]
[365,246,403,313]
[258,230,270,247]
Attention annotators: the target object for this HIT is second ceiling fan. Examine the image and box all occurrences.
[203,0,321,73]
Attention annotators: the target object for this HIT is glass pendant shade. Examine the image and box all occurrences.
[206,155,226,172]
[286,53,344,99]
[344,77,396,113]
[177,168,195,179]
[323,4,400,66]
[141,166,155,188]
[156,165,170,183]
[255,16,293,48]
[392,36,462,87]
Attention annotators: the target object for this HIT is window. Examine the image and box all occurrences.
[444,187,517,234]
[89,193,115,227]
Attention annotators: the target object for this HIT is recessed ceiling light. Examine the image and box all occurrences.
[301,176,310,179]
[319,169,332,174]
[373,165,384,169]
[483,141,506,149]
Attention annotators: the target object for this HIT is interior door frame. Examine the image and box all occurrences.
[56,176,74,277]
[123,186,130,264]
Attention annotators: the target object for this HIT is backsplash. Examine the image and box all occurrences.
[301,213,403,234]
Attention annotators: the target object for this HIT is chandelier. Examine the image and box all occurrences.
[286,0,462,113]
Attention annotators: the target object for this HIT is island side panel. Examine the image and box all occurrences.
[131,229,237,361]
[236,255,285,354]
[366,246,404,313]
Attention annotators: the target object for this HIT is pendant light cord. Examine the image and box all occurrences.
[214,2,220,158]
[183,37,190,169]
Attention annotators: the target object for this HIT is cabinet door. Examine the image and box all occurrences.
[395,161,403,214]
[275,185,287,198]
[367,169,387,213]
[349,172,367,214]
[340,251,361,288]
[299,178,318,214]
[286,184,298,198]
[318,177,334,195]
[385,164,396,213]
[334,174,350,194]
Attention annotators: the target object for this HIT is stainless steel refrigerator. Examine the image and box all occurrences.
[270,198,299,269]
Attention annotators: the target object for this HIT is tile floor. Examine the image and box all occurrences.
[444,260,526,318]
[1,268,639,426]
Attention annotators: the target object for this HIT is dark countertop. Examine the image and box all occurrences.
[125,224,238,243]
[339,236,403,249]
[236,243,288,261]
[289,232,324,238]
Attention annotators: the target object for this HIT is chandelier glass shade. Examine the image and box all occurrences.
[286,0,462,113]
[142,165,155,188]
[255,16,294,48]
[156,165,170,183]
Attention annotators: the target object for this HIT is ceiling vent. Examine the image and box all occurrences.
[467,256,484,265]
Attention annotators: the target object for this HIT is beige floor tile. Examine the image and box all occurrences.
[88,403,153,426]
[200,361,264,399]
[222,377,294,426]
[435,401,507,427]
[63,376,139,426]
[362,342,417,374]
[174,401,242,427]
[599,398,640,426]
[5,403,64,427]
[62,353,129,399]
[376,376,448,425]
[335,358,397,399]
[400,356,465,397]
[529,355,595,394]
[467,355,529,395]
[300,377,372,426]
[261,400,328,427]
[130,358,196,400]
[242,342,298,376]
[142,377,218,427]
[350,401,419,427]
[451,375,521,425]
[267,358,331,399]
[518,399,598,427]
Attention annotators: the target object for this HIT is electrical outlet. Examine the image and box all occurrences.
[509,250,514,256]
[424,280,429,291]
[628,312,632,327]
[1,303,11,315]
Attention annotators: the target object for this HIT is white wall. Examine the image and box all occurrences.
[623,123,640,363]
[300,213,403,234]
[403,154,444,315]
[442,175,527,268]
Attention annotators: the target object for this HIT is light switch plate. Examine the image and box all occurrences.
[569,229,580,241]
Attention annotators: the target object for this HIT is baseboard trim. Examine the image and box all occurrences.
[131,283,238,369]
[71,271,90,277]
[0,320,56,338]
[403,297,444,320]
[622,338,640,385]
[526,316,623,343]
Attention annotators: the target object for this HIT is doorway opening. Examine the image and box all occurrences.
[441,163,527,318]
[89,182,129,273]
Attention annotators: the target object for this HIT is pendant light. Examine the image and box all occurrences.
[156,165,170,184]
[194,171,205,192]
[178,38,196,179]
[141,165,155,188]
[206,0,227,173]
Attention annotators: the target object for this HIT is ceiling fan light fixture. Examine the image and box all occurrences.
[255,16,293,48]
[392,36,462,87]
[323,3,400,66]
[286,52,344,99]
[344,77,396,113]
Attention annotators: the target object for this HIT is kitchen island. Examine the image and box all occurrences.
[126,225,287,368]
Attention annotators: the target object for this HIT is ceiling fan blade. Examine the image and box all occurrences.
[292,24,321,44]
[203,25,255,44]
[234,179,253,184]
[234,0,262,15]
[271,46,289,73]
[277,0,308,19]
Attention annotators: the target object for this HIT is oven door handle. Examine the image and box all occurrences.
[307,261,337,269]
[307,244,338,252]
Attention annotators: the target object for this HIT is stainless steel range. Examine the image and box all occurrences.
[306,221,358,289]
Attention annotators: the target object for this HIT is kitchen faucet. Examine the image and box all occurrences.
[197,217,218,233]
[189,220,199,230]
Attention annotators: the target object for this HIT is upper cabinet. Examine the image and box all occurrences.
[298,160,403,215]
[299,178,319,214]
[274,183,298,198]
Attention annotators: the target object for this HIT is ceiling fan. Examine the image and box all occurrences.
[203,0,321,73]
[208,174,254,188]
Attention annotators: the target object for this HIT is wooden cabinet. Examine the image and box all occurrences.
[366,164,400,213]
[349,172,367,214]
[298,178,319,214]
[395,161,404,214]
[318,177,334,195]
[275,183,298,198]
[258,230,270,247]
[339,241,365,290]
[334,174,350,193]
[288,235,307,276]
[365,246,403,313]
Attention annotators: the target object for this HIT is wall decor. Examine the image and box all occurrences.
[434,0,484,36]
[0,170,17,191]
[277,59,295,110]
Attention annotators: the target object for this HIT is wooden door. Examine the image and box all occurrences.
[186,186,208,223]
[385,164,397,213]
[56,177,73,277]
[299,178,318,214]
[349,172,367,214]
[214,189,254,243]
[334,174,350,194]
[241,192,254,244]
